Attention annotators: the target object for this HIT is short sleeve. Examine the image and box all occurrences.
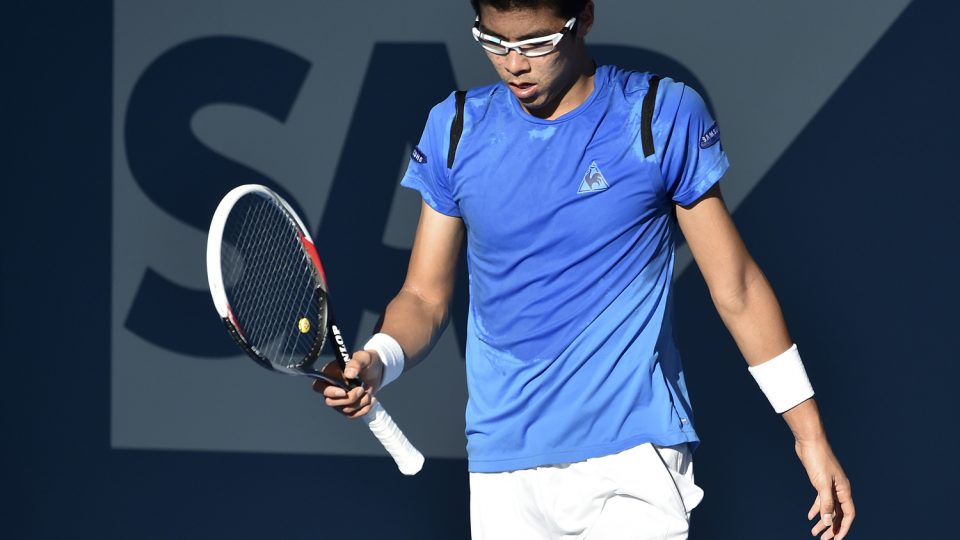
[399,92,462,217]
[654,80,730,207]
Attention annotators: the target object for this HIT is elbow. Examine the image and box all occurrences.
[709,263,764,317]
[711,286,748,318]
[398,285,451,330]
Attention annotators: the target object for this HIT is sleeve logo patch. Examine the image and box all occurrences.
[411,146,428,164]
[699,122,721,149]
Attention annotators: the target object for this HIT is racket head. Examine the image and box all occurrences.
[206,184,346,388]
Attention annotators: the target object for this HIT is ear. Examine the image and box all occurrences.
[577,0,595,37]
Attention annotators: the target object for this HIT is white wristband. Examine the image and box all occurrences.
[747,344,815,413]
[364,333,405,390]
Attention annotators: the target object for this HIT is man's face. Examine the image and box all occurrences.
[476,4,590,116]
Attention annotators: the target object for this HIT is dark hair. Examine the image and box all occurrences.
[470,0,589,20]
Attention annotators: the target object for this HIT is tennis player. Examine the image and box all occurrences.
[316,1,856,538]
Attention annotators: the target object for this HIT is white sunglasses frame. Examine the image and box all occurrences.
[471,16,578,57]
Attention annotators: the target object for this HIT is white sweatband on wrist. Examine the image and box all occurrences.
[747,344,815,413]
[364,333,405,390]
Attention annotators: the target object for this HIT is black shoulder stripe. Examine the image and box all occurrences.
[447,90,466,169]
[641,75,662,158]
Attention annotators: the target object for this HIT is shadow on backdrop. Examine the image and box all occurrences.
[674,1,960,538]
[589,44,714,117]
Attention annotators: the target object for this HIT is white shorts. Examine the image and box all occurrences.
[469,442,705,540]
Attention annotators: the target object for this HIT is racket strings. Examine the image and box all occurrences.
[221,194,323,369]
[236,200,314,366]
[243,204,297,361]
[258,206,317,365]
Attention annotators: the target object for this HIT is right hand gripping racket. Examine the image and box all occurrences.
[206,184,424,475]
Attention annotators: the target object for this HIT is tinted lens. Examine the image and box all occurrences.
[479,41,509,55]
[519,42,557,56]
[479,39,557,57]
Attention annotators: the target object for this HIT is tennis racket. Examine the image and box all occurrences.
[205,184,424,475]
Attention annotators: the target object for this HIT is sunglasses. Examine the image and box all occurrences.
[471,16,577,57]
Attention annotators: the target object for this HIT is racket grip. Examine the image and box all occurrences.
[362,400,424,475]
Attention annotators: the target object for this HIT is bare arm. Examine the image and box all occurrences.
[676,184,813,431]
[676,183,855,540]
[315,200,464,413]
[379,200,465,371]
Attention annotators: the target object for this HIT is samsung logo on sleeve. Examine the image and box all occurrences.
[700,123,721,149]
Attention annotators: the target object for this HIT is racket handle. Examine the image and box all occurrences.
[362,400,424,475]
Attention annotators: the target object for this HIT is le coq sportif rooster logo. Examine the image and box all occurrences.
[578,161,610,194]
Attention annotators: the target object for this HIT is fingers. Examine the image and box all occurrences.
[833,477,856,540]
[309,349,382,419]
[807,494,820,521]
[337,388,374,418]
[797,440,855,540]
[809,501,831,538]
[343,360,361,381]
[835,511,854,540]
[342,349,384,392]
[311,378,334,394]
[809,477,857,540]
[808,482,837,539]
[311,379,374,419]
[322,384,362,407]
[817,483,836,527]
[343,350,372,380]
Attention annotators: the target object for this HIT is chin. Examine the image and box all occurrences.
[526,97,559,115]
[520,92,550,107]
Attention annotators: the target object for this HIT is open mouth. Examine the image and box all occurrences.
[509,82,537,99]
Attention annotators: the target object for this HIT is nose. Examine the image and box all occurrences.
[504,49,530,75]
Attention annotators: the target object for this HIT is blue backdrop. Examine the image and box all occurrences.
[4,1,958,538]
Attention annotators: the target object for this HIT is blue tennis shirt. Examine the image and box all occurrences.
[401,65,729,473]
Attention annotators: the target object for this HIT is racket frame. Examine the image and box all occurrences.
[206,184,424,475]
[206,184,349,389]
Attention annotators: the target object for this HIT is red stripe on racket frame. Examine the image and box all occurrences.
[298,231,329,288]
[226,305,248,341]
